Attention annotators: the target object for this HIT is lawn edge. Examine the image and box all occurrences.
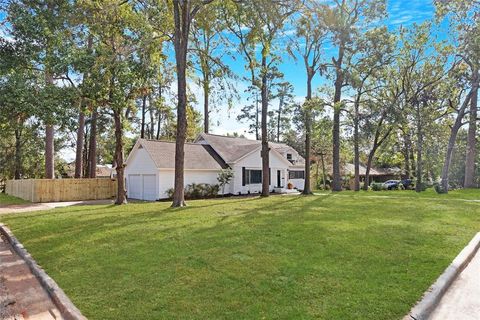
[0,223,87,320]
[404,232,480,320]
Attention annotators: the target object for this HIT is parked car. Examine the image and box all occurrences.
[400,179,413,189]
[383,180,400,190]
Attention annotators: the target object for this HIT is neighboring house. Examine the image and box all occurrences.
[65,164,115,179]
[340,163,404,189]
[125,133,306,200]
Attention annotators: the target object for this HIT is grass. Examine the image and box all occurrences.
[1,191,480,319]
[0,193,29,205]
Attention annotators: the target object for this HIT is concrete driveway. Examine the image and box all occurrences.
[0,199,114,215]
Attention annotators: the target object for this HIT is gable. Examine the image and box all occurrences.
[235,147,292,168]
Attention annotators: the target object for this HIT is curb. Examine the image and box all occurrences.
[0,223,87,320]
[404,232,480,320]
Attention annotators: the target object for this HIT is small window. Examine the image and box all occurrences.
[289,170,304,179]
[286,153,292,160]
[246,169,262,184]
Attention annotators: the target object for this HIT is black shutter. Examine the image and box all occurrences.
[242,167,246,186]
[269,167,271,185]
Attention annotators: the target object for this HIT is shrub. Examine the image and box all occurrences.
[434,183,447,194]
[166,188,175,198]
[371,182,385,191]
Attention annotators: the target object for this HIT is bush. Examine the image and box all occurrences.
[434,183,447,194]
[371,182,385,191]
[166,188,174,198]
[167,183,220,200]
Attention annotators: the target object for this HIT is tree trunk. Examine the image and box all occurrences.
[255,93,260,141]
[353,94,360,191]
[44,71,54,179]
[74,110,85,178]
[149,95,155,139]
[277,94,283,142]
[171,1,190,207]
[415,102,423,193]
[303,74,313,195]
[88,108,97,178]
[83,122,89,177]
[113,109,127,205]
[331,45,345,192]
[364,151,374,190]
[203,74,210,133]
[442,90,474,192]
[45,124,54,179]
[403,130,411,179]
[320,153,326,190]
[261,55,270,197]
[14,126,22,179]
[141,95,147,138]
[464,76,478,188]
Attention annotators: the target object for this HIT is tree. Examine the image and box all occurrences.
[225,0,298,197]
[80,0,158,204]
[398,23,452,192]
[170,0,215,207]
[217,168,234,195]
[289,0,327,194]
[436,0,480,188]
[347,27,395,191]
[190,4,236,133]
[7,0,75,179]
[322,0,386,191]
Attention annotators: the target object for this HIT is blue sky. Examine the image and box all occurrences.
[206,0,440,138]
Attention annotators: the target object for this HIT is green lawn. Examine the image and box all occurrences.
[0,193,29,205]
[1,191,480,319]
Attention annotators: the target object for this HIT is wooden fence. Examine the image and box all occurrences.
[5,179,117,203]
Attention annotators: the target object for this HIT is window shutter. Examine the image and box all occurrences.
[242,167,246,186]
[269,167,271,185]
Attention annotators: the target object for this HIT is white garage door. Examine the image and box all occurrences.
[128,175,142,199]
[128,174,157,200]
[142,174,157,201]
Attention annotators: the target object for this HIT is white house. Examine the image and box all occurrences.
[125,133,306,200]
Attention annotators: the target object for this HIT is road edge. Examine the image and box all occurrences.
[0,223,87,320]
[404,232,480,320]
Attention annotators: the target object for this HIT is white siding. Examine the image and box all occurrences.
[231,149,290,194]
[125,148,160,200]
[158,169,221,199]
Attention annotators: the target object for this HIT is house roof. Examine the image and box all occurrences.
[342,163,403,176]
[196,133,305,165]
[138,139,227,170]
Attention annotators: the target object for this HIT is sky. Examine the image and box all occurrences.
[203,0,440,138]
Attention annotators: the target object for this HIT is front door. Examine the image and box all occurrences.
[277,170,281,188]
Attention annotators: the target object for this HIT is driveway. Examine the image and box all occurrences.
[0,199,114,215]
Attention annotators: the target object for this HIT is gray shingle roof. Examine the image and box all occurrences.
[196,133,303,164]
[196,133,261,163]
[139,139,227,170]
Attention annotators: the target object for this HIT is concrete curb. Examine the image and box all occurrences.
[404,232,480,320]
[0,223,87,320]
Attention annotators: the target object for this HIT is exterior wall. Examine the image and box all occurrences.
[158,169,221,199]
[231,149,290,195]
[289,178,305,190]
[125,148,159,200]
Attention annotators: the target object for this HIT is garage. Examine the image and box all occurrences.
[127,174,157,201]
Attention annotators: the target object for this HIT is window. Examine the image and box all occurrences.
[289,170,304,179]
[286,153,292,160]
[246,169,262,184]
